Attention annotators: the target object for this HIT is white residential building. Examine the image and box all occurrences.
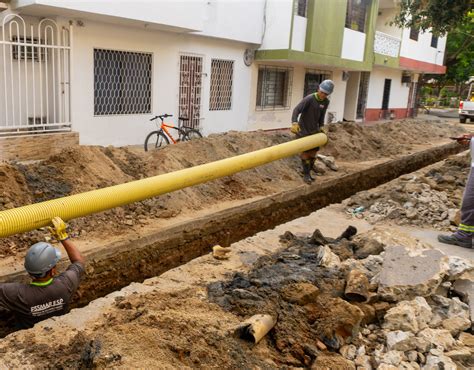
[0,0,447,155]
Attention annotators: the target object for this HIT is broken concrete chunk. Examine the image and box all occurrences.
[354,238,384,259]
[452,278,474,329]
[429,295,471,335]
[417,328,455,351]
[444,255,473,280]
[280,282,319,305]
[422,354,457,370]
[458,332,474,347]
[316,154,338,171]
[385,330,414,351]
[383,297,432,333]
[339,344,357,360]
[212,245,232,260]
[316,245,341,268]
[377,246,446,301]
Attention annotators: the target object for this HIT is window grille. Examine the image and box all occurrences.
[94,49,152,116]
[409,27,419,41]
[11,36,45,62]
[303,69,332,97]
[295,0,307,17]
[256,66,293,110]
[345,0,369,33]
[179,54,203,129]
[209,59,234,111]
[430,35,438,48]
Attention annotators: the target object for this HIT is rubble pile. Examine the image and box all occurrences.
[208,227,474,369]
[344,154,470,230]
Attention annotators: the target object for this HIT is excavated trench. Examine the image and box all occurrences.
[0,142,466,337]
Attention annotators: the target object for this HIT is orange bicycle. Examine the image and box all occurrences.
[144,114,202,151]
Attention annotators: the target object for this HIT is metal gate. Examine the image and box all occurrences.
[356,72,370,119]
[178,54,202,129]
[0,14,71,136]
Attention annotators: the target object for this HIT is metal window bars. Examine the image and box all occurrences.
[303,69,332,97]
[256,65,293,110]
[294,0,307,17]
[345,0,368,33]
[178,54,203,129]
[209,59,234,111]
[0,15,72,136]
[94,49,152,116]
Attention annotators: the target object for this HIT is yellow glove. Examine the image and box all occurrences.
[47,217,69,241]
[290,122,300,134]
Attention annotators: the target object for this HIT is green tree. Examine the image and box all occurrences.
[421,15,474,99]
[393,0,472,35]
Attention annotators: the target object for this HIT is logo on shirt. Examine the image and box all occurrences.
[30,298,64,316]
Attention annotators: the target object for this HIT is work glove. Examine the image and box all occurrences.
[47,217,69,241]
[290,122,300,134]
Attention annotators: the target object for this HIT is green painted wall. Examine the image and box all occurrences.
[305,0,347,56]
[257,0,383,72]
[362,0,378,68]
[255,49,373,71]
[374,53,399,69]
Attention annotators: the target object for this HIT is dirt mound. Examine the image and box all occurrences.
[324,119,465,161]
[0,119,465,258]
[344,153,470,230]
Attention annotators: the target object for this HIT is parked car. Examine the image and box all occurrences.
[459,82,474,123]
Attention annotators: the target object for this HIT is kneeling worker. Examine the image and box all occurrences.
[0,217,85,329]
[291,79,334,184]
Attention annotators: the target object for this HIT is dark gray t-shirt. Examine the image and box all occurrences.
[291,93,330,137]
[0,262,84,329]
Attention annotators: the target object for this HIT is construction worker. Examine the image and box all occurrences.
[0,217,85,329]
[291,79,334,184]
[438,133,474,249]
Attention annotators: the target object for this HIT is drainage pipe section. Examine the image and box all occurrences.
[0,133,327,237]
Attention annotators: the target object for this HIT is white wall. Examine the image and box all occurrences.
[400,28,446,65]
[343,72,360,121]
[259,0,292,50]
[341,28,366,62]
[366,67,409,109]
[13,0,266,45]
[375,8,403,38]
[70,19,253,146]
[247,65,346,131]
[13,0,207,32]
[197,0,265,44]
[291,15,307,51]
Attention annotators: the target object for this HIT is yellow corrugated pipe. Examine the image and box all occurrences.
[0,133,327,237]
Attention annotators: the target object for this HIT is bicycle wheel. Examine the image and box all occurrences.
[144,131,169,151]
[184,128,203,141]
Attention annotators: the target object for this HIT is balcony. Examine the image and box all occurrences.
[374,31,401,57]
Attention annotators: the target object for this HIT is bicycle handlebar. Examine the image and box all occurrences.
[150,114,173,121]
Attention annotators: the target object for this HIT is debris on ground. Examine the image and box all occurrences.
[344,154,470,231]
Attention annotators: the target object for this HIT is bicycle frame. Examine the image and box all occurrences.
[161,122,180,144]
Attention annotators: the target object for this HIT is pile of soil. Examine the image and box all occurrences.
[344,153,470,230]
[3,226,470,368]
[0,119,465,258]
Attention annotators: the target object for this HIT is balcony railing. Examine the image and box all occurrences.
[374,31,401,58]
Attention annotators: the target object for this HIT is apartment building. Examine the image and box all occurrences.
[0,0,447,149]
